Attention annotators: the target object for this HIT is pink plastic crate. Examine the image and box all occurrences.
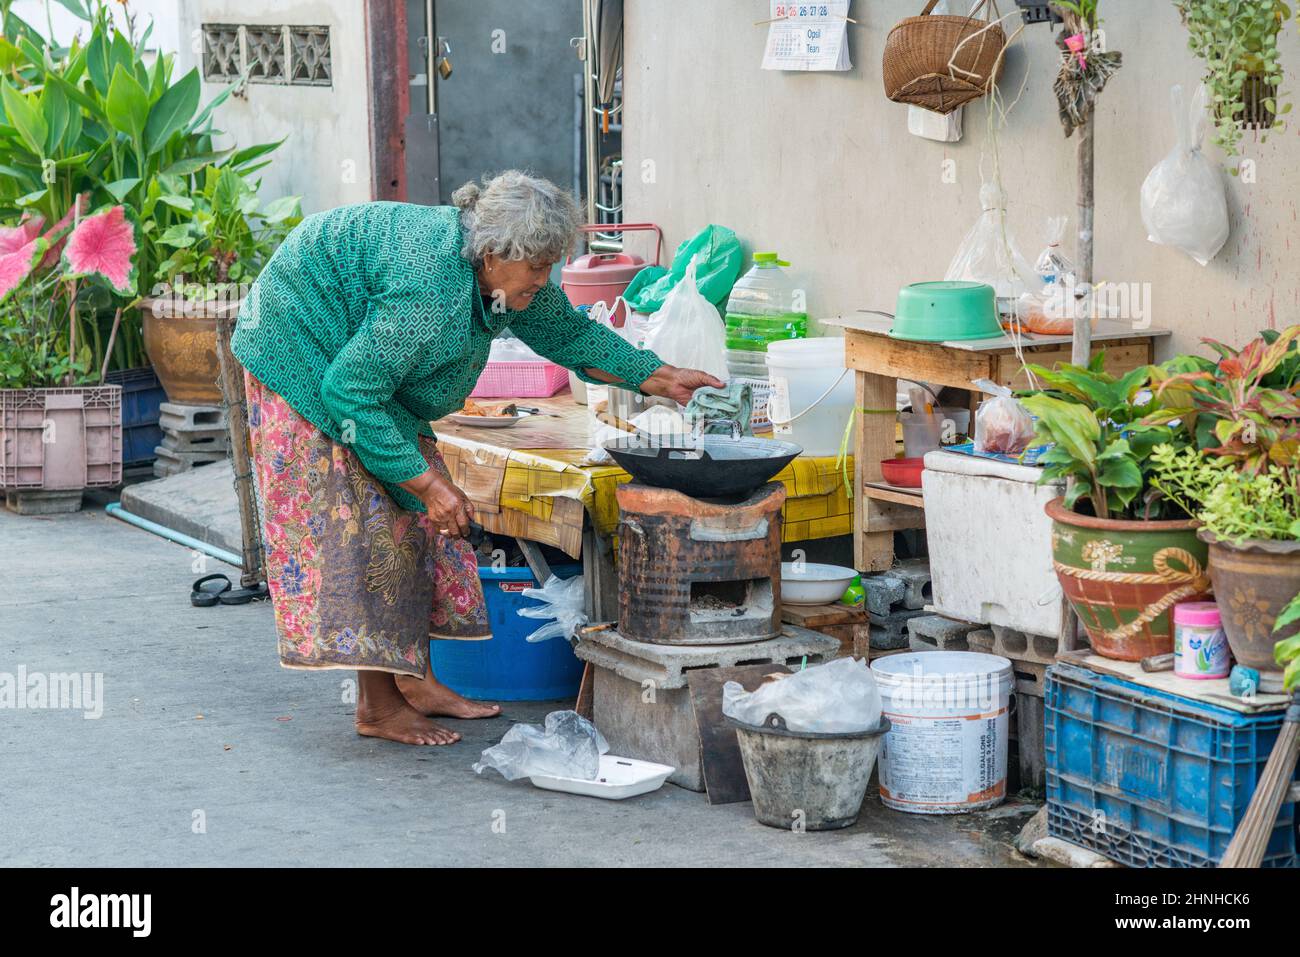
[1,386,123,490]
[469,361,569,398]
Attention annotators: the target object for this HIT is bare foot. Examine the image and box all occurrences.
[397,664,502,719]
[355,670,461,746]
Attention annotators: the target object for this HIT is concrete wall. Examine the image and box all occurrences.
[622,1,1300,357]
[172,0,374,214]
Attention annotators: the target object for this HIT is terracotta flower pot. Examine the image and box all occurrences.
[140,296,242,406]
[1199,531,1300,693]
[1045,497,1211,661]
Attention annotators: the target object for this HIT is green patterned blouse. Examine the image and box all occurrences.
[232,202,663,512]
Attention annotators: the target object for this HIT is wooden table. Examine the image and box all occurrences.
[822,315,1172,572]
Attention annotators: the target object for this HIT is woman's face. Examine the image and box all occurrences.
[479,254,553,311]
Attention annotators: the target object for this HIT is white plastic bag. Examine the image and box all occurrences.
[946,182,1037,307]
[517,574,586,643]
[721,657,882,734]
[972,379,1035,455]
[637,256,729,383]
[1140,84,1229,267]
[472,710,610,781]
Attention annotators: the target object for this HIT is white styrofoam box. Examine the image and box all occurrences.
[921,450,1068,640]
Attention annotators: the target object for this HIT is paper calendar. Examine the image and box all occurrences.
[761,1,851,72]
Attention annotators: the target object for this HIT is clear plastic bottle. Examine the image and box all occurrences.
[724,252,808,352]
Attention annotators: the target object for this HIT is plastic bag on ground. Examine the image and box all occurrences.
[637,256,729,382]
[517,574,586,643]
[721,657,882,734]
[945,182,1038,308]
[1140,84,1229,267]
[973,379,1035,455]
[473,710,610,781]
[623,224,744,313]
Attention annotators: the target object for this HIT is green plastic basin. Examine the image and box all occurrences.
[889,281,1002,342]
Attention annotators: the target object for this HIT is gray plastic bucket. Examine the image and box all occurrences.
[727,712,891,830]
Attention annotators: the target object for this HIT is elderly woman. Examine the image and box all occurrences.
[233,171,720,746]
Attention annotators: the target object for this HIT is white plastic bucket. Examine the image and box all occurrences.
[870,652,1013,814]
[764,338,855,456]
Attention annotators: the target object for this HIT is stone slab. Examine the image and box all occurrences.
[119,458,243,556]
[573,625,839,690]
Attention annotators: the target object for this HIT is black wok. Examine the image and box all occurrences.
[603,436,802,499]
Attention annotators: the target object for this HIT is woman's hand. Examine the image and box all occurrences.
[401,469,476,536]
[640,364,725,406]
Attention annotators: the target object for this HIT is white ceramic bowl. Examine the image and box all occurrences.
[780,562,857,606]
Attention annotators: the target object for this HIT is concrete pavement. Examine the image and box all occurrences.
[0,505,1039,867]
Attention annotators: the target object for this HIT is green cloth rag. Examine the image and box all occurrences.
[686,381,753,435]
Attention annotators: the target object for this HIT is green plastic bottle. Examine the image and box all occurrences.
[840,574,865,608]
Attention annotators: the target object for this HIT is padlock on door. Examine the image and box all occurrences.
[437,38,453,79]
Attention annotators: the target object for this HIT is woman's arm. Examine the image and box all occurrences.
[319,305,475,534]
[508,284,722,401]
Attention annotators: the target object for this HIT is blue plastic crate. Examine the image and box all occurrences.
[105,368,165,466]
[1045,662,1297,868]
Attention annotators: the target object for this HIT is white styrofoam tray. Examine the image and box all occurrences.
[528,755,675,800]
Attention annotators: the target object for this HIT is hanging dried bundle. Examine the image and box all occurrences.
[1052,3,1122,137]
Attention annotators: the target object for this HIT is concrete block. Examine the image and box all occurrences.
[881,558,932,610]
[4,489,82,515]
[869,607,927,650]
[989,624,1061,665]
[159,403,226,431]
[153,446,228,478]
[906,614,982,652]
[862,574,905,617]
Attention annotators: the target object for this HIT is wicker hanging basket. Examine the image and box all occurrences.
[883,0,1008,115]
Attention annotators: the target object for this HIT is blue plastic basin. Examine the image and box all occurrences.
[429,563,585,701]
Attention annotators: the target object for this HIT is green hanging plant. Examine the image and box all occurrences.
[1175,0,1294,163]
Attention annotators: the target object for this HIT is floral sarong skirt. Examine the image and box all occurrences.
[245,372,490,677]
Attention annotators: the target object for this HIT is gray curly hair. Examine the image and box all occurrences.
[452,170,583,267]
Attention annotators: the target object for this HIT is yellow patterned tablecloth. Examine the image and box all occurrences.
[435,398,852,559]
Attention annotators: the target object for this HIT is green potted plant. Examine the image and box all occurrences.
[1019,356,1210,661]
[1147,325,1300,691]
[140,163,300,403]
[0,1,294,405]
[1175,0,1294,166]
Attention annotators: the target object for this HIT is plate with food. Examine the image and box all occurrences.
[446,400,536,428]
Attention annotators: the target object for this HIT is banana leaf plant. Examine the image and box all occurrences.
[0,0,291,377]
[1018,353,1191,520]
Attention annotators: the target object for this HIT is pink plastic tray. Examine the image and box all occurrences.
[469,361,569,398]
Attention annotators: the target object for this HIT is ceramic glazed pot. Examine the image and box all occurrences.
[140,297,241,406]
[1199,531,1300,692]
[1046,497,1211,661]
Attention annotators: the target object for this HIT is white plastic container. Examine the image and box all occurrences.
[765,337,855,456]
[870,652,1013,814]
[528,754,675,800]
[921,450,1069,640]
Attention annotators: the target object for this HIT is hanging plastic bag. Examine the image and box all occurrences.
[637,256,730,383]
[517,574,586,643]
[1034,216,1077,288]
[472,710,610,782]
[1140,84,1229,267]
[972,379,1035,455]
[623,225,744,313]
[946,182,1038,316]
[721,657,882,734]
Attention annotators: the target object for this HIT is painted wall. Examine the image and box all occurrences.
[170,0,375,214]
[622,1,1300,357]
